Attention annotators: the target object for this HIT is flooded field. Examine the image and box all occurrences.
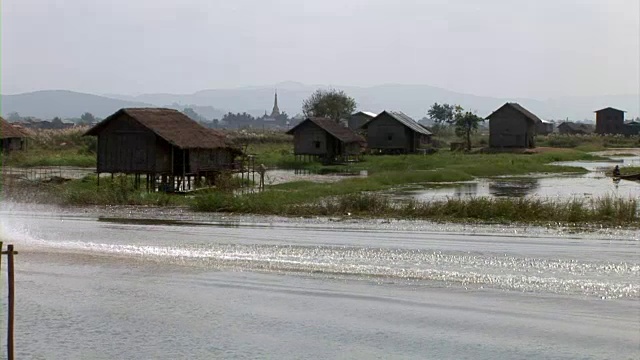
[386,172,639,201]
[386,151,640,201]
[0,202,638,359]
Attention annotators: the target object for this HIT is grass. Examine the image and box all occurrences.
[12,175,188,206]
[192,191,638,225]
[2,149,95,167]
[244,142,296,168]
[295,193,639,225]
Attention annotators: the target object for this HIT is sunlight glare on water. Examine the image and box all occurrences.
[13,231,640,300]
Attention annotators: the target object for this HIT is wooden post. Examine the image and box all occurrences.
[182,151,186,192]
[7,244,14,360]
[0,243,18,360]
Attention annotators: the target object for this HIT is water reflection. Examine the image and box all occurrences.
[293,168,367,176]
[489,178,539,197]
[388,173,639,202]
[453,183,478,198]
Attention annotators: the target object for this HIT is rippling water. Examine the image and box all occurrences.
[0,203,638,359]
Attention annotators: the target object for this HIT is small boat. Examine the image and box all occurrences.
[613,173,640,181]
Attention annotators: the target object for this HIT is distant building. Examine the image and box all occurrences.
[487,103,540,148]
[361,111,432,154]
[536,119,554,135]
[348,111,377,130]
[557,122,594,135]
[286,117,365,162]
[85,108,241,191]
[595,107,625,135]
[0,117,28,152]
[624,120,640,135]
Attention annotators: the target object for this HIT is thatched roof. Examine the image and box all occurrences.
[85,108,238,150]
[286,117,365,144]
[486,103,542,124]
[0,118,28,139]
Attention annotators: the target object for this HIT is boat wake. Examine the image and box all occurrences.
[8,227,638,300]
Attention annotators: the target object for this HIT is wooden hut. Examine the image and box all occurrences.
[361,111,432,154]
[84,108,241,191]
[595,107,625,135]
[536,119,554,135]
[286,117,365,162]
[0,118,28,153]
[487,103,540,149]
[557,122,594,135]
[624,120,640,135]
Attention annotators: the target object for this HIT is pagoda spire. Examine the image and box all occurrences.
[270,90,280,117]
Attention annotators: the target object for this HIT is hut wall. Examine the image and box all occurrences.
[366,114,409,151]
[292,121,329,155]
[154,139,172,173]
[489,107,533,148]
[189,148,236,173]
[0,138,24,152]
[96,114,158,173]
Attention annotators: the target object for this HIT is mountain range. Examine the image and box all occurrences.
[2,83,638,122]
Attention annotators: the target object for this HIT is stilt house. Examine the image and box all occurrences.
[286,117,365,162]
[84,108,241,191]
[361,111,432,154]
[0,118,28,153]
[487,103,540,148]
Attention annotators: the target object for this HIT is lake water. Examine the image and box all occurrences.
[0,203,638,359]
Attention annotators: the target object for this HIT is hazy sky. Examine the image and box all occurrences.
[2,0,639,98]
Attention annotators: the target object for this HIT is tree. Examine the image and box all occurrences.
[182,108,206,122]
[427,103,456,124]
[302,89,356,122]
[221,112,256,129]
[427,103,483,151]
[80,112,96,124]
[453,111,484,151]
